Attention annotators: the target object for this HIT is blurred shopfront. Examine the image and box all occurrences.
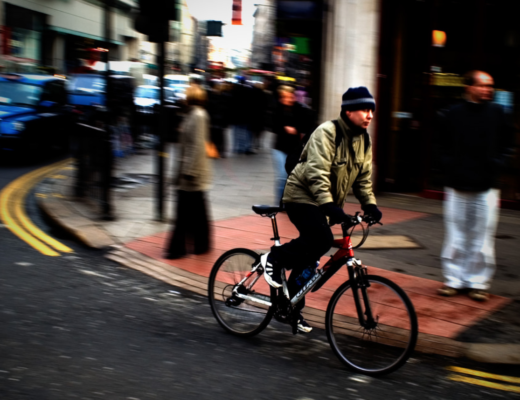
[376,0,520,204]
[275,0,324,110]
[1,3,45,66]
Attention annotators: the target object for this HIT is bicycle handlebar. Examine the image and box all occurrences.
[341,212,382,249]
[342,212,382,228]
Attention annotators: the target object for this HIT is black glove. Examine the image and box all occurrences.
[320,202,346,226]
[362,204,382,223]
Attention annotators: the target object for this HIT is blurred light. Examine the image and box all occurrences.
[194,69,205,73]
[54,74,67,79]
[276,76,296,82]
[96,47,109,52]
[432,30,447,47]
[13,121,25,131]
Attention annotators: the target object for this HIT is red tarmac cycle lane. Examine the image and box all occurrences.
[125,205,510,340]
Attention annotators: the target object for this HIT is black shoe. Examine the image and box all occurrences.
[261,253,283,288]
[296,314,312,334]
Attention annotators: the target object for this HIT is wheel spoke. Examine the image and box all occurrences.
[326,275,418,376]
[209,249,274,337]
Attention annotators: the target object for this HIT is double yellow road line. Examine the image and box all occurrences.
[0,159,74,256]
[448,366,520,394]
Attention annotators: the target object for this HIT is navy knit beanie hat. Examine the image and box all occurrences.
[341,87,376,112]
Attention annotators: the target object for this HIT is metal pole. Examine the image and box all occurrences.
[101,0,114,220]
[156,34,167,221]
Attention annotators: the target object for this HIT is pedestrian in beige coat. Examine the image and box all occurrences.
[165,85,212,259]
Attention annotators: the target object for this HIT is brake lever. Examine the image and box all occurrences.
[362,215,383,227]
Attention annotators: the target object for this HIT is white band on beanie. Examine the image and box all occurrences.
[341,98,376,107]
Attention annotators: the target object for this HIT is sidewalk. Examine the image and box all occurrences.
[37,137,520,363]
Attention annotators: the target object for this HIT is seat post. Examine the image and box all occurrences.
[270,215,281,246]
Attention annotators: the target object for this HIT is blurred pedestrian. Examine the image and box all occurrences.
[231,77,253,154]
[438,70,515,301]
[207,81,226,157]
[295,85,311,108]
[271,85,310,204]
[250,81,268,153]
[165,85,212,259]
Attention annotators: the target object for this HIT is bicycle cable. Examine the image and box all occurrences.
[350,218,369,249]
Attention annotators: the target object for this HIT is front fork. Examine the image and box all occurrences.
[347,258,377,329]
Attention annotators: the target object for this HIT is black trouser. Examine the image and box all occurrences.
[166,190,211,257]
[270,202,333,311]
[211,126,225,155]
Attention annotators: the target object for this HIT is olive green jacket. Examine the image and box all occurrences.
[282,115,376,208]
[176,106,212,192]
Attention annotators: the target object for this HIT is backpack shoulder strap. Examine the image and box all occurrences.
[331,119,342,149]
[363,131,370,153]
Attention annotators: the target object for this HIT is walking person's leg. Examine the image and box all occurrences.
[233,125,241,154]
[214,127,224,156]
[271,149,288,205]
[465,189,500,300]
[192,191,211,255]
[165,190,189,258]
[244,125,253,154]
[440,188,469,294]
[236,124,247,154]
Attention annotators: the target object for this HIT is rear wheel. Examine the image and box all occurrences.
[208,248,274,337]
[326,275,418,376]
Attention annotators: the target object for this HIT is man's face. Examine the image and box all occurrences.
[467,72,494,103]
[346,109,374,129]
[280,91,295,106]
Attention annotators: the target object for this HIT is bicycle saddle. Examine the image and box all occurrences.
[252,205,281,217]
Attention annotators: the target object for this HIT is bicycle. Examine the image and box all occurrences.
[208,205,418,376]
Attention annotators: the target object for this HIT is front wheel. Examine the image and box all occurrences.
[208,248,275,337]
[326,275,418,376]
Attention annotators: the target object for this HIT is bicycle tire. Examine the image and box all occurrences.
[326,275,418,376]
[208,248,275,337]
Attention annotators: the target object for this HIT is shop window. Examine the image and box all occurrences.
[4,3,45,62]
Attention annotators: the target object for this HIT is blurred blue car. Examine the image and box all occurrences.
[0,73,71,153]
[67,74,106,107]
[67,73,136,126]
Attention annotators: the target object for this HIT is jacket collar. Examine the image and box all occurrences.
[337,113,367,163]
[337,113,367,138]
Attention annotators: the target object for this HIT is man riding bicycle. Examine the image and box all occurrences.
[261,87,383,333]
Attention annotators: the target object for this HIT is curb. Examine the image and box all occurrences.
[36,166,116,250]
[464,343,520,364]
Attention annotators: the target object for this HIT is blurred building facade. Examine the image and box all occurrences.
[251,0,276,70]
[166,0,197,74]
[0,0,200,76]
[193,20,209,72]
[0,0,139,73]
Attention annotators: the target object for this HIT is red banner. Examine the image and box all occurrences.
[232,0,242,25]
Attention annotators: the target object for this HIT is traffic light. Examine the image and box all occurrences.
[206,21,223,37]
[134,0,179,42]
